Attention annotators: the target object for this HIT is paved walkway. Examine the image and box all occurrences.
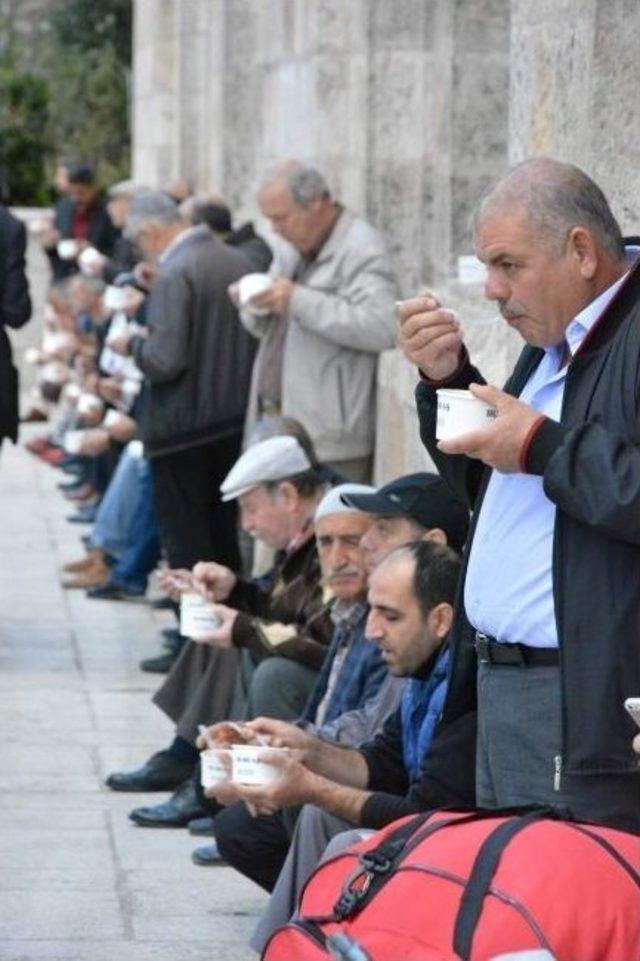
[0,435,263,960]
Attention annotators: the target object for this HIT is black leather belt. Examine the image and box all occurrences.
[474,632,559,667]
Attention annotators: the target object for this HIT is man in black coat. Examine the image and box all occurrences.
[0,206,31,446]
[42,162,120,281]
[398,157,640,833]
[109,190,256,572]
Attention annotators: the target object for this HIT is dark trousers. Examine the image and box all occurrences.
[213,801,292,892]
[150,433,241,570]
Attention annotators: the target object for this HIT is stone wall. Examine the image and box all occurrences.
[131,0,640,481]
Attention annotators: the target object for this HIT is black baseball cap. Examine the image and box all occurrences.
[340,472,469,555]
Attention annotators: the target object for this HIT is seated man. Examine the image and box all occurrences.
[209,541,476,953]
[192,472,469,863]
[104,437,338,814]
[128,481,385,830]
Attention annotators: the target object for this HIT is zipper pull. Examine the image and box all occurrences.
[553,755,562,792]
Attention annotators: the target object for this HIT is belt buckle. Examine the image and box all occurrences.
[474,632,492,664]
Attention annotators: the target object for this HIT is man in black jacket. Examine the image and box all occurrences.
[0,206,31,446]
[42,162,120,281]
[398,157,640,832]
[110,190,256,571]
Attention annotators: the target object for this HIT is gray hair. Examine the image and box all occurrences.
[125,189,183,238]
[476,158,625,260]
[262,161,331,208]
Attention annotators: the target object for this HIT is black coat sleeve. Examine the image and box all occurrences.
[360,711,477,830]
[359,708,410,798]
[0,213,31,330]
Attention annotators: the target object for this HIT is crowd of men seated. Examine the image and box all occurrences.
[18,155,640,957]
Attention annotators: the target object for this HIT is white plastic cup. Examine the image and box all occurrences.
[78,246,104,276]
[103,285,129,312]
[238,273,274,315]
[63,430,85,455]
[231,745,301,786]
[436,389,497,440]
[180,592,221,639]
[103,409,123,429]
[77,393,103,417]
[57,239,80,260]
[200,748,233,788]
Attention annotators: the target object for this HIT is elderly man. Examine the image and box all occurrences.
[110,190,256,573]
[399,157,640,831]
[239,162,398,481]
[195,474,469,872]
[105,437,335,819]
[220,541,469,953]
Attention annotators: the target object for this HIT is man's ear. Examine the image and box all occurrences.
[427,602,454,640]
[277,480,299,509]
[423,527,447,546]
[567,226,598,280]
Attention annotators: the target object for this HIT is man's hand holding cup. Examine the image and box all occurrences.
[397,292,465,381]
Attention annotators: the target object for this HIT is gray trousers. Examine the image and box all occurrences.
[477,663,640,831]
[250,805,363,954]
[153,640,318,742]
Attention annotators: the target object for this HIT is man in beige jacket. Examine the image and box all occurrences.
[238,162,398,482]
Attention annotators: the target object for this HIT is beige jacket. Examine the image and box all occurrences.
[240,209,398,462]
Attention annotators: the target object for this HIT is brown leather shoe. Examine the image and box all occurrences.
[62,548,105,574]
[61,558,109,589]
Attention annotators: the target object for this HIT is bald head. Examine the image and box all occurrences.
[476,158,625,261]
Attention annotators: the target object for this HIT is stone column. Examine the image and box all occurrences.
[509,0,640,233]
[131,0,180,186]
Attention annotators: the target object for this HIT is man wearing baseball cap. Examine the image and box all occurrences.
[341,472,469,567]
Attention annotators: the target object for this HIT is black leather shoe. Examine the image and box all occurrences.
[129,778,206,827]
[105,751,195,792]
[139,651,178,674]
[162,628,182,650]
[191,841,225,866]
[151,595,176,611]
[188,815,216,836]
[87,581,145,601]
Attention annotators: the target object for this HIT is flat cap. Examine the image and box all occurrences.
[220,435,313,502]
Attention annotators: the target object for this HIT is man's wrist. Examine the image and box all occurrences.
[419,345,472,388]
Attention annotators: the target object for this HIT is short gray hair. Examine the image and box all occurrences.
[262,161,331,208]
[476,158,625,260]
[125,189,183,238]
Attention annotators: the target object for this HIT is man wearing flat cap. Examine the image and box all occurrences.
[106,436,337,827]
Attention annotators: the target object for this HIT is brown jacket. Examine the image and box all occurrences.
[229,533,333,669]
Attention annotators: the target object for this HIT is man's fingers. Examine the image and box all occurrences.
[437,426,491,456]
[469,382,505,406]
[399,307,458,338]
[396,292,441,322]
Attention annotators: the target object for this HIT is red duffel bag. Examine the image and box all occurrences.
[262,808,640,961]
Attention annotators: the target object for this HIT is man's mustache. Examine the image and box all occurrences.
[326,566,362,581]
[498,300,526,320]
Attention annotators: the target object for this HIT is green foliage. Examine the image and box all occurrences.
[0,0,132,204]
[0,67,50,204]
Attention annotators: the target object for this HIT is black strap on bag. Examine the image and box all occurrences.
[331,807,540,923]
[453,808,558,960]
[452,809,640,961]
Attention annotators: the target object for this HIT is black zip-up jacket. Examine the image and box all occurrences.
[416,254,640,779]
[131,226,256,457]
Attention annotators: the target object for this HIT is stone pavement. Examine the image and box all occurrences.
[0,436,264,960]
